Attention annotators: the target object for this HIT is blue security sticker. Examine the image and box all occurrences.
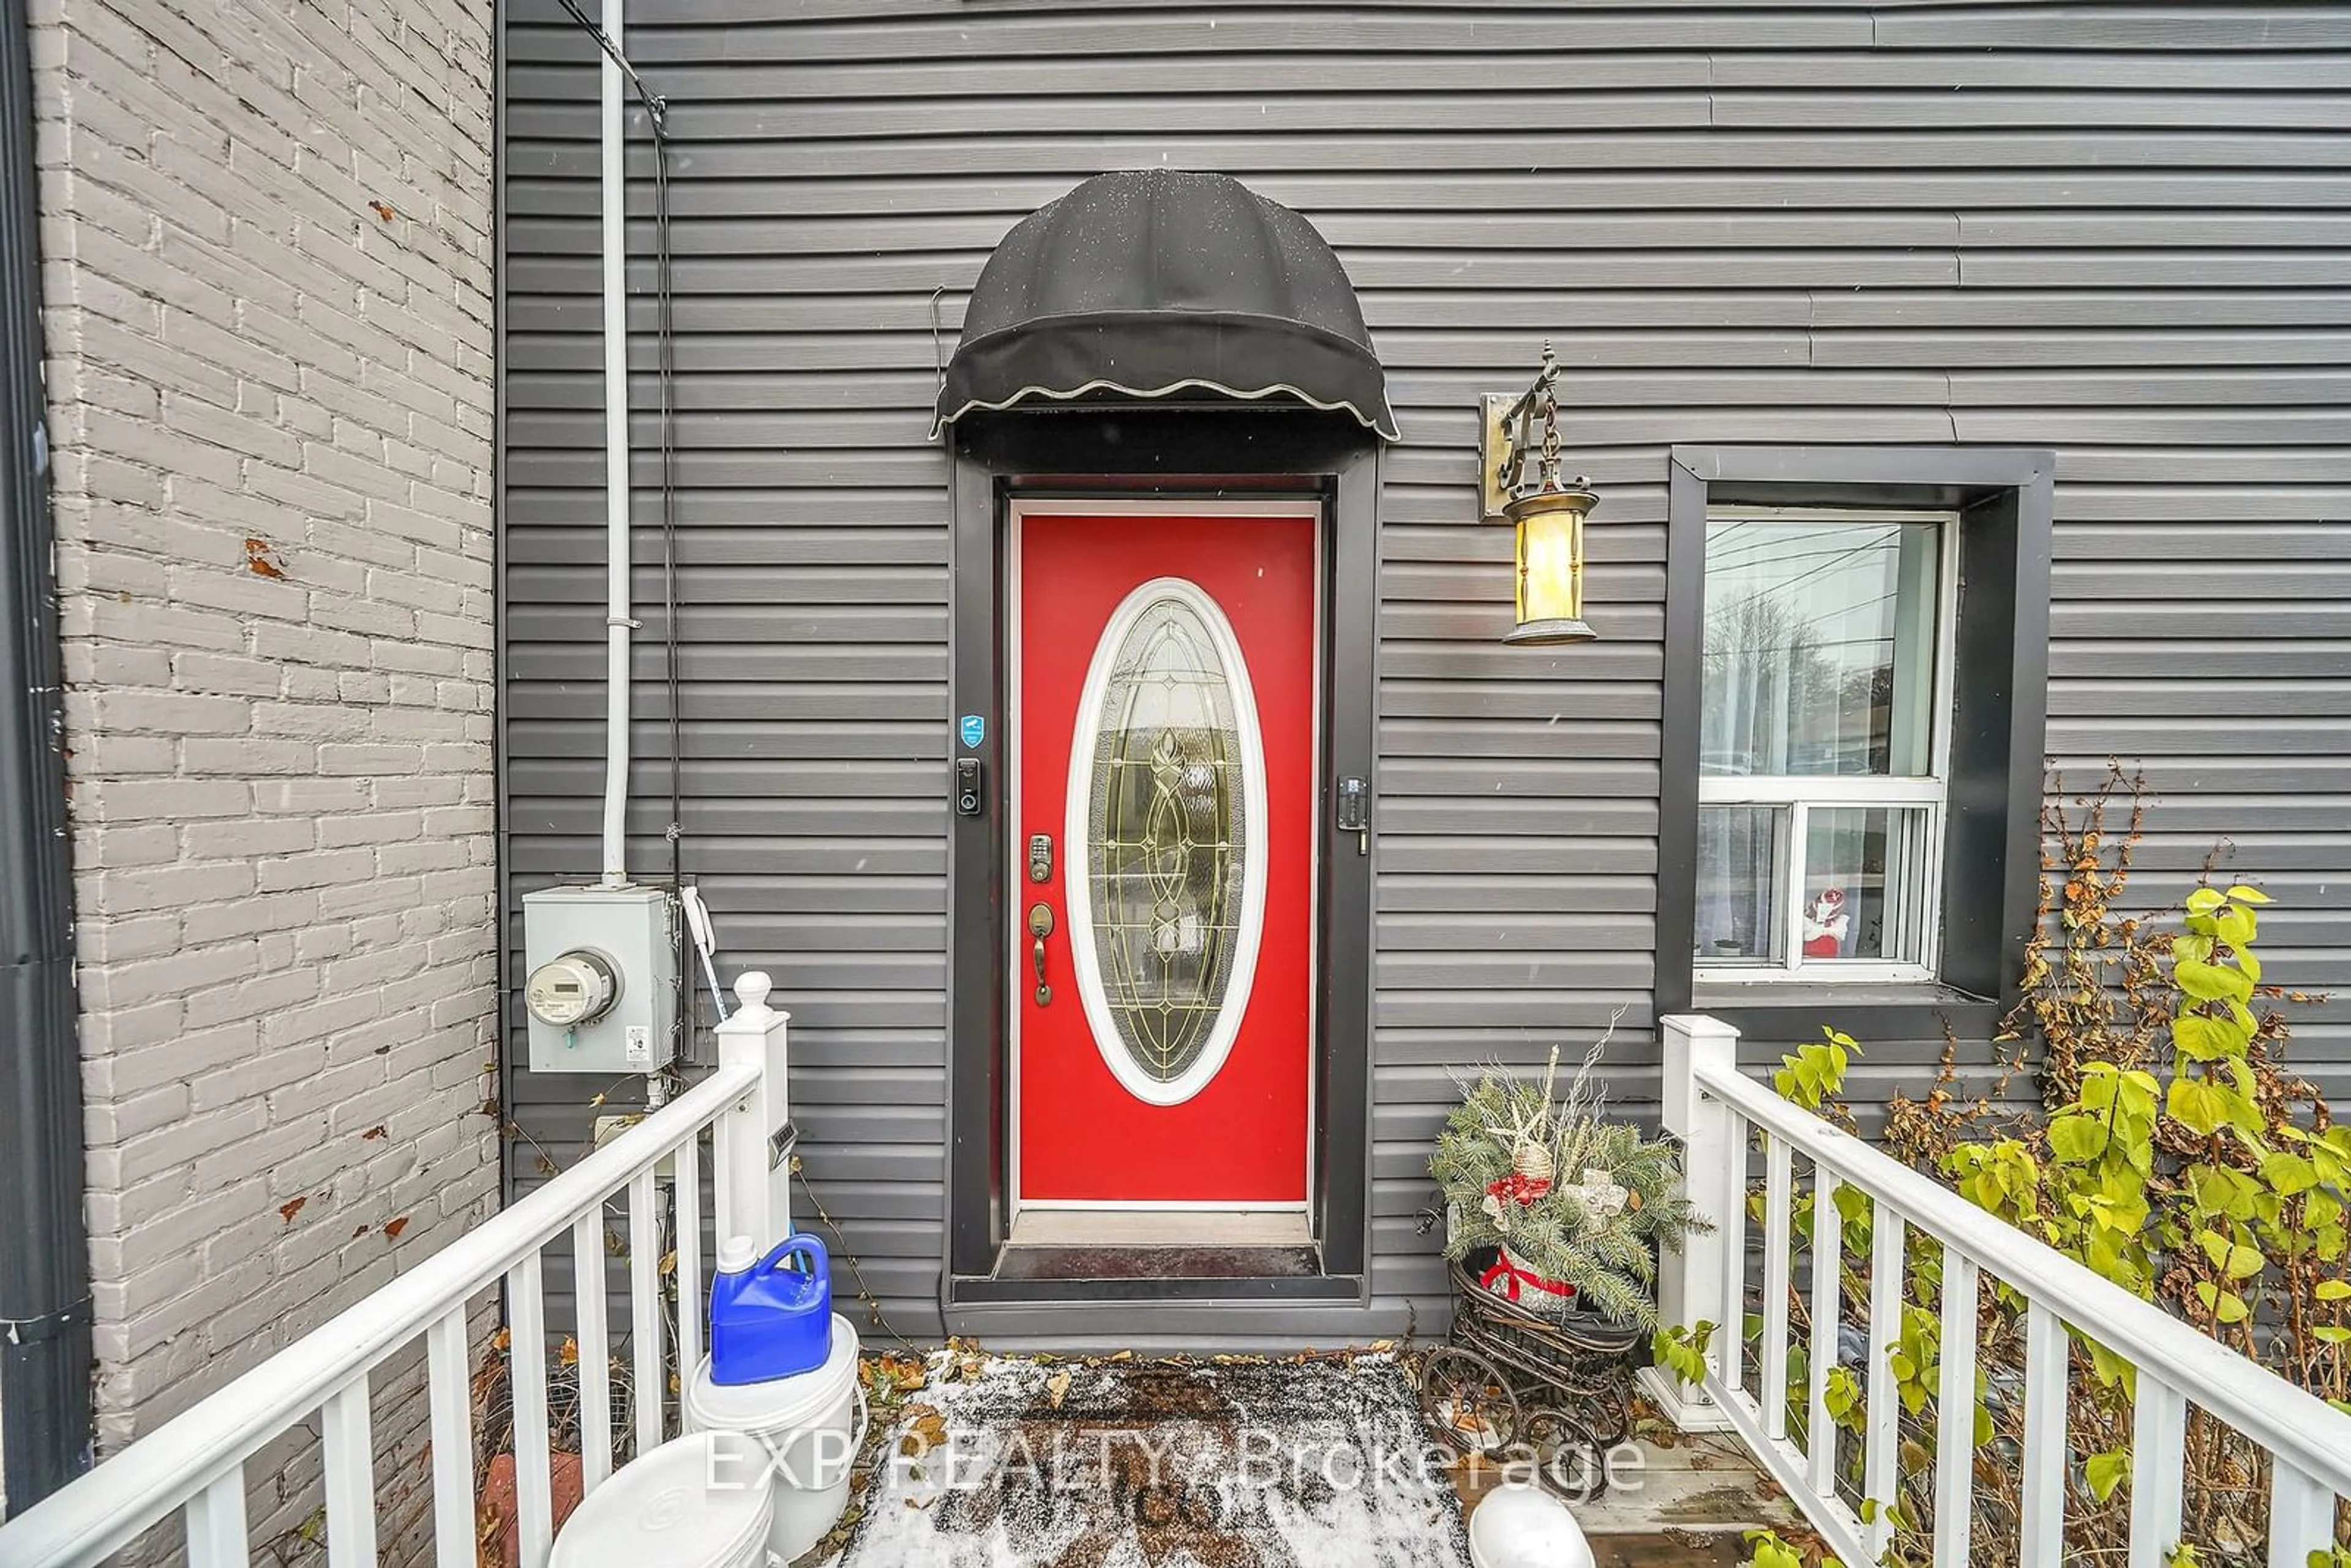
[959,714,986,749]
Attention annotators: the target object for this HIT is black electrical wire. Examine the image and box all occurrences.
[653,115,681,920]
[547,0,667,137]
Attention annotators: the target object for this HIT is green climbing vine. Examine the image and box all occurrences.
[1660,769,2351,1567]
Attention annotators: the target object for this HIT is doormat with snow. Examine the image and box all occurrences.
[830,1351,1471,1568]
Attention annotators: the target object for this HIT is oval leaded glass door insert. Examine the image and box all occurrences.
[1065,576,1268,1107]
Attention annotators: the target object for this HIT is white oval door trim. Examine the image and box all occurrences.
[1063,576,1269,1109]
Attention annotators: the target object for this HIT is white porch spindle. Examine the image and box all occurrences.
[675,1131,705,1411]
[1720,1108,1750,1396]
[714,972,792,1255]
[2128,1377,2188,1568]
[184,1471,249,1568]
[508,1253,555,1568]
[1933,1250,1981,1566]
[1805,1166,1841,1495]
[572,1212,613,1488]
[321,1381,377,1568]
[2266,1457,2336,1568]
[1761,1135,1794,1438]
[1862,1205,1906,1561]
[2019,1300,2069,1568]
[427,1306,477,1568]
[629,1168,663,1455]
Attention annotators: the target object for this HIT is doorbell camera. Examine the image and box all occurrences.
[955,756,983,817]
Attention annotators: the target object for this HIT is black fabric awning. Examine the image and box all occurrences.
[936,170,1397,440]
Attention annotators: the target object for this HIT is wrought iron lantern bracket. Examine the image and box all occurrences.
[1482,341,1589,519]
[1479,342,1600,645]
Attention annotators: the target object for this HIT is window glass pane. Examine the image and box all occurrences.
[1086,593,1251,1088]
[1800,807,1932,966]
[1701,516,1941,777]
[1695,805,1782,966]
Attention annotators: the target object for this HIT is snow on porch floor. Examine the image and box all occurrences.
[797,1348,1801,1568]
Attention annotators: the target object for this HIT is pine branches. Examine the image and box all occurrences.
[1430,1014,1705,1331]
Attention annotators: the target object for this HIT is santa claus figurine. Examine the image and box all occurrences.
[1802,887,1847,958]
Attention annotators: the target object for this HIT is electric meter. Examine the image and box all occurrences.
[520,884,676,1074]
[525,948,620,1029]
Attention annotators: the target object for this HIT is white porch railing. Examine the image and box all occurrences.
[1643,1013,2351,1568]
[0,972,793,1568]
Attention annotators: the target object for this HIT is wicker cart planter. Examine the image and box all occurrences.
[1421,1038,1699,1500]
[1419,1253,1643,1501]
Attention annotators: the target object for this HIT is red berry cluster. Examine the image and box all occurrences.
[1483,1171,1552,1207]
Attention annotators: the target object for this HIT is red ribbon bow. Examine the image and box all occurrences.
[1479,1251,1575,1304]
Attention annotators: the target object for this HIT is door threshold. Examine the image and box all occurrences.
[994,1242,1321,1285]
[962,1209,1342,1302]
[952,1257,1360,1305]
[1008,1209,1312,1248]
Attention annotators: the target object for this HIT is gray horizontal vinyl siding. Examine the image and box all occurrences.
[499,0,2351,1341]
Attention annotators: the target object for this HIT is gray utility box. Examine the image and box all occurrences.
[521,883,677,1075]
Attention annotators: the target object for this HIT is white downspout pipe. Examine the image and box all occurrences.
[598,0,632,887]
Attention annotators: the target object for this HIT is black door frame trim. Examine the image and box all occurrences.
[943,410,1379,1305]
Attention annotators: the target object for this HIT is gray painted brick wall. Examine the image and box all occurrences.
[31,0,496,1532]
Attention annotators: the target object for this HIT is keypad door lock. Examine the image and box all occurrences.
[1028,833,1054,883]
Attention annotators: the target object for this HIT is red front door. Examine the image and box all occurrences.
[1016,508,1317,1207]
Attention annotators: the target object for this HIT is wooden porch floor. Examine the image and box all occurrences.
[1452,1427,1805,1566]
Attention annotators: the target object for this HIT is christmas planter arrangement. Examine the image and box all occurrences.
[1422,1033,1701,1487]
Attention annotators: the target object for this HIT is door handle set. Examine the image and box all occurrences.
[1028,901,1055,1007]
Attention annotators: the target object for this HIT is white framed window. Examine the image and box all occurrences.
[1692,505,1958,985]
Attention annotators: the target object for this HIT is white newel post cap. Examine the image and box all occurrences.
[1467,1484,1595,1568]
[733,971,773,1015]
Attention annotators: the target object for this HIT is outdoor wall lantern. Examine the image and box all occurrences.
[1480,342,1599,645]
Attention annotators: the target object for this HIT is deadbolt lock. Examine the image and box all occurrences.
[1028,833,1054,883]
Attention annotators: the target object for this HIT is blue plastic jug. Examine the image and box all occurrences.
[709,1232,833,1386]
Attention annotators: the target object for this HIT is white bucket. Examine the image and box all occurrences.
[550,1430,774,1568]
[1467,1483,1595,1568]
[686,1311,866,1565]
